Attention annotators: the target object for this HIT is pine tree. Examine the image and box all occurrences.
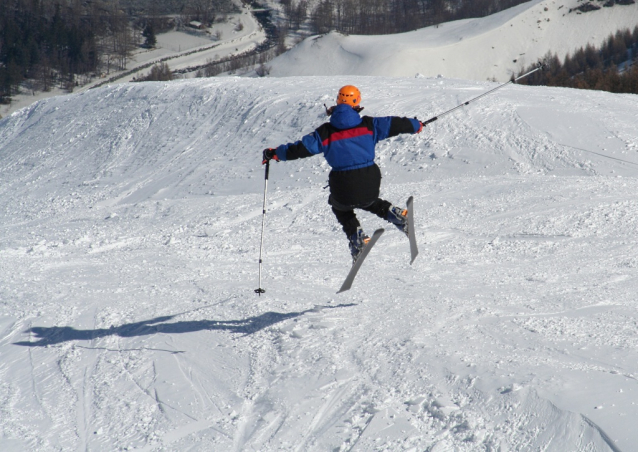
[142,24,157,48]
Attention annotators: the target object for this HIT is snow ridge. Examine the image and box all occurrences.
[268,0,638,82]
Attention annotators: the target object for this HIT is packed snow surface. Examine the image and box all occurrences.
[2,76,638,451]
[268,0,638,81]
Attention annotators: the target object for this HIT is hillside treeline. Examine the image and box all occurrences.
[117,0,233,16]
[0,0,234,103]
[0,0,134,102]
[306,0,532,35]
[517,26,638,94]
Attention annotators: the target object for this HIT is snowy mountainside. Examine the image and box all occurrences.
[2,77,638,451]
[267,0,638,81]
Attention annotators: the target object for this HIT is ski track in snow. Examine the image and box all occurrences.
[2,77,638,451]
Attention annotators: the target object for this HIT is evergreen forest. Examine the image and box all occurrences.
[0,0,234,103]
[518,26,638,95]
[306,0,531,35]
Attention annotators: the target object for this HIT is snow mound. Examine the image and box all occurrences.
[268,0,638,81]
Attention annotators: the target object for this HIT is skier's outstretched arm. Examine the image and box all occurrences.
[371,116,423,142]
[263,130,323,163]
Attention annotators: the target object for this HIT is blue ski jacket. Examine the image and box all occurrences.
[274,104,422,171]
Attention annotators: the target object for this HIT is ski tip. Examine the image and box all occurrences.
[337,229,384,294]
[337,281,353,293]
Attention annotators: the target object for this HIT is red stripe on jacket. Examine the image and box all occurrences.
[322,127,373,147]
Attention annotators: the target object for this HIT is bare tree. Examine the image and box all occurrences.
[138,62,173,81]
[292,0,308,29]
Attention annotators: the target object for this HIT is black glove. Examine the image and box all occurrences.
[262,148,279,164]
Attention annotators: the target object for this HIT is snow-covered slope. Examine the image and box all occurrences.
[2,76,638,451]
[268,0,638,81]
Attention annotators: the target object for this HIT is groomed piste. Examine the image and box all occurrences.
[2,74,638,451]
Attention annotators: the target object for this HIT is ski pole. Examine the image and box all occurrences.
[422,64,544,125]
[255,160,270,295]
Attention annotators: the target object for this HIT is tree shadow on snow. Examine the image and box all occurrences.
[14,303,356,347]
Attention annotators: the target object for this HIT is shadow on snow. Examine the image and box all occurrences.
[14,303,356,347]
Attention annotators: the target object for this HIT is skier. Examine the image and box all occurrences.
[262,85,424,262]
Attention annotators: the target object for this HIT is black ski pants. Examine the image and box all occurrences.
[328,163,392,238]
[331,198,392,238]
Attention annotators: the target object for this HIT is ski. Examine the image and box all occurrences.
[337,228,384,294]
[407,196,419,265]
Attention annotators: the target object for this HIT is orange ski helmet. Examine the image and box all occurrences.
[336,85,361,107]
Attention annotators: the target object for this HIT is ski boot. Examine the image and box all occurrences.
[348,228,370,264]
[386,205,409,236]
